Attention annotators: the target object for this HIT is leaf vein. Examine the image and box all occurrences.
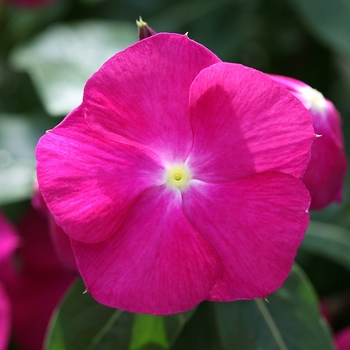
[255,299,288,350]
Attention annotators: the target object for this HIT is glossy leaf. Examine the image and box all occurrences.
[10,21,138,116]
[301,220,350,270]
[288,0,350,56]
[170,302,223,350]
[215,265,334,350]
[172,265,334,350]
[0,113,58,205]
[45,278,195,350]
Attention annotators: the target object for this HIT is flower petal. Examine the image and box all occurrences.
[0,211,19,288]
[269,74,347,209]
[11,205,77,350]
[12,274,75,350]
[36,106,164,243]
[0,211,19,263]
[335,327,350,350]
[72,185,221,315]
[16,206,62,274]
[303,105,347,209]
[186,63,315,182]
[182,172,310,300]
[83,33,221,163]
[267,74,309,98]
[0,284,10,350]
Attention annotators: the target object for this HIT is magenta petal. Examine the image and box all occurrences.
[0,211,19,262]
[187,63,315,182]
[0,211,19,288]
[335,327,350,350]
[83,33,221,162]
[267,74,309,98]
[11,205,77,350]
[303,105,347,209]
[269,74,347,209]
[12,274,75,350]
[36,107,164,243]
[72,186,220,315]
[0,284,10,350]
[16,206,68,274]
[182,172,310,300]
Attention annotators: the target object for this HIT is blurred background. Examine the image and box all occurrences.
[1,0,350,345]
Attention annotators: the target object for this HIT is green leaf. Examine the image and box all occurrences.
[170,302,224,350]
[79,0,108,4]
[3,1,67,43]
[45,278,195,350]
[0,113,58,205]
[171,265,334,350]
[301,220,350,270]
[10,20,138,117]
[288,0,350,56]
[47,266,333,350]
[214,265,334,350]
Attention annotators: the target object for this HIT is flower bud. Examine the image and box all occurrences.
[136,17,156,40]
[269,75,347,210]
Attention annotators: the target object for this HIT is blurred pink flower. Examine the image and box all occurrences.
[0,212,19,288]
[269,75,347,210]
[0,212,19,350]
[1,189,76,350]
[36,33,315,315]
[0,284,10,350]
[10,205,77,350]
[335,327,350,350]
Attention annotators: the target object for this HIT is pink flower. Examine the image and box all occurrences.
[268,75,347,210]
[0,212,19,289]
[0,212,19,350]
[0,206,76,350]
[10,206,77,350]
[335,327,350,350]
[36,33,315,315]
[0,284,10,350]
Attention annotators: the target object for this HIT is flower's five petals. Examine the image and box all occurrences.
[182,172,310,300]
[36,107,164,244]
[36,33,315,315]
[83,33,221,163]
[187,63,315,182]
[72,186,221,315]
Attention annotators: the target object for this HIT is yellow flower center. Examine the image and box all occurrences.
[165,164,191,190]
